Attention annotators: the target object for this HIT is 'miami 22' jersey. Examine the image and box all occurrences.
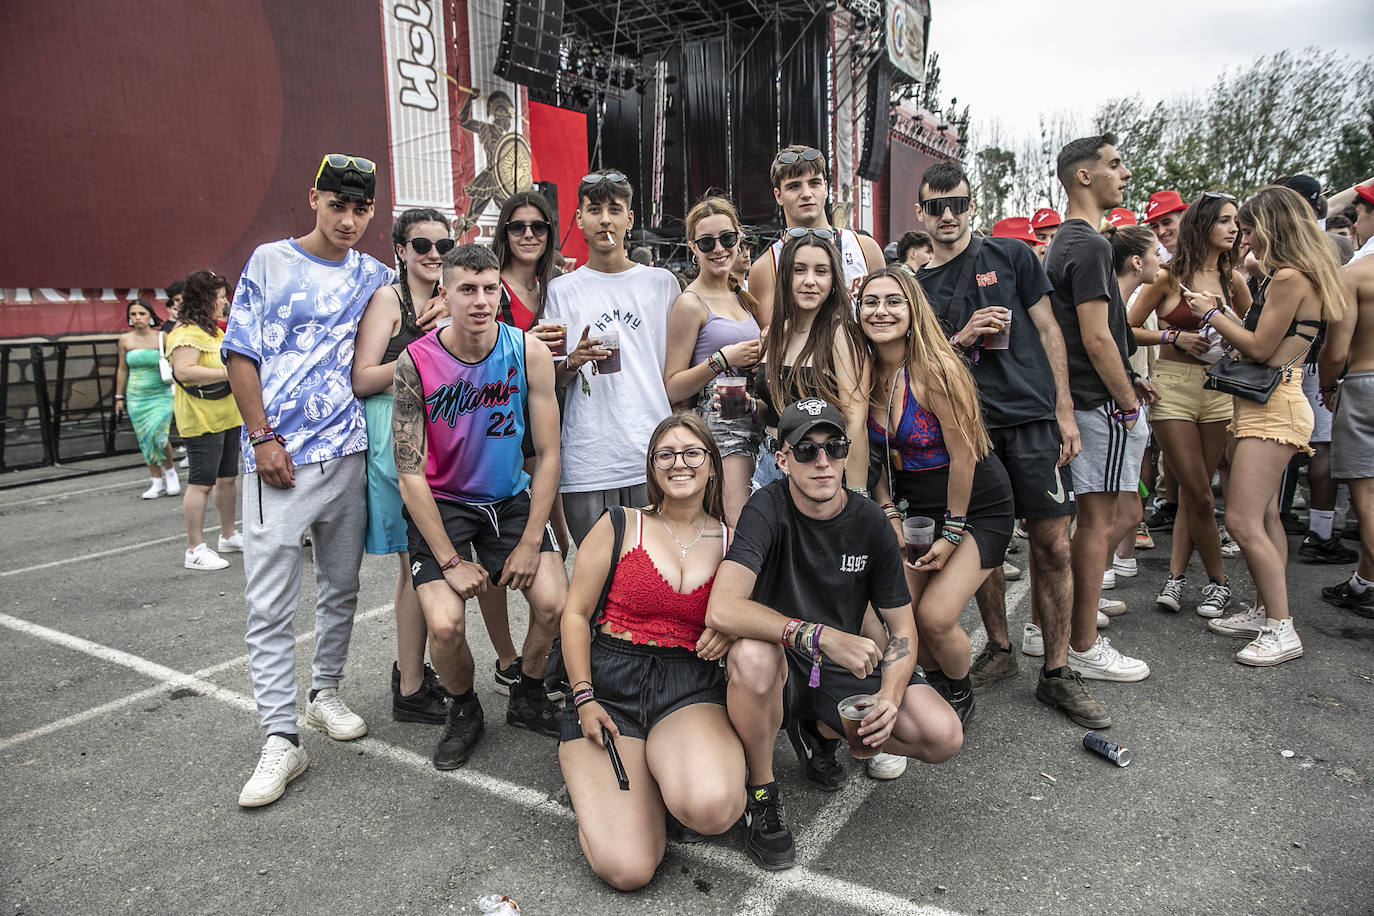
[406,323,529,504]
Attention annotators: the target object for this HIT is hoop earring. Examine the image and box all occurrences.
[690,253,698,266]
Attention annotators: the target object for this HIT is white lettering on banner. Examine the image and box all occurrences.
[395,0,438,111]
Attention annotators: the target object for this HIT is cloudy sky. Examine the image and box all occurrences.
[925,0,1374,143]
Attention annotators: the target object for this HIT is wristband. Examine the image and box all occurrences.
[1202,307,1221,325]
[715,349,731,371]
[1111,407,1140,424]
[440,554,463,572]
[806,623,824,688]
[570,680,592,691]
[572,689,596,709]
[940,528,964,546]
[849,486,870,497]
[115,395,125,400]
[781,617,802,647]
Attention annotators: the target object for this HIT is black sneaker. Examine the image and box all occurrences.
[391,662,450,724]
[666,812,706,844]
[1321,581,1374,618]
[1281,512,1308,535]
[494,656,522,695]
[1035,667,1112,729]
[1299,532,1359,564]
[944,675,975,728]
[784,719,845,791]
[433,698,484,770]
[741,784,795,870]
[1145,502,1177,530]
[507,690,561,739]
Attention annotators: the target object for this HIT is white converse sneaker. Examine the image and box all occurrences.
[238,735,308,807]
[306,688,368,740]
[1021,623,1044,657]
[865,751,908,780]
[1099,595,1127,617]
[1208,603,1266,638]
[1236,618,1303,666]
[1002,560,1022,581]
[1218,526,1242,558]
[162,467,181,496]
[184,543,229,570]
[1156,576,1185,612]
[1196,580,1231,619]
[218,530,244,553]
[1068,636,1150,682]
[141,477,166,499]
[1102,568,1117,590]
[1112,555,1138,577]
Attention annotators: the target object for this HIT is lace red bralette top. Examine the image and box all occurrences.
[599,510,728,650]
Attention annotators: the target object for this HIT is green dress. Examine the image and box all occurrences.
[124,348,174,464]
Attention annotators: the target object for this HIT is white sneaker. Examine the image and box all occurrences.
[866,751,908,780]
[305,688,368,740]
[238,735,308,807]
[1218,526,1242,558]
[1099,595,1127,617]
[141,477,166,499]
[177,456,190,468]
[1068,636,1150,682]
[184,543,229,570]
[1096,609,1111,628]
[218,530,244,553]
[1112,556,1138,577]
[1003,560,1022,581]
[1013,520,1029,539]
[162,467,181,496]
[1236,618,1303,666]
[1196,580,1231,619]
[1101,568,1116,590]
[1209,604,1266,638]
[1021,623,1044,657]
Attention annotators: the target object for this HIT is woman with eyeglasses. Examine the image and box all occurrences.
[558,412,745,890]
[353,208,456,726]
[1129,191,1250,620]
[858,267,1012,726]
[1187,186,1348,665]
[115,297,179,499]
[750,231,869,492]
[664,197,764,524]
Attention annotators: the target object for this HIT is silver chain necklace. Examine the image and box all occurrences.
[659,515,707,562]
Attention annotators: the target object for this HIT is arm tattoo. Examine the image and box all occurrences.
[392,352,426,475]
[879,636,910,671]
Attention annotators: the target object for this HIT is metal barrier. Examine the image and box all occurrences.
[1,336,142,471]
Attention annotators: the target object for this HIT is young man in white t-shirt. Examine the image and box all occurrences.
[747,144,885,326]
[544,170,681,544]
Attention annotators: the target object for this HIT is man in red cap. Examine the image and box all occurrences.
[1351,183,1374,262]
[1030,208,1062,260]
[1106,208,1137,228]
[1143,190,1187,258]
[992,217,1040,248]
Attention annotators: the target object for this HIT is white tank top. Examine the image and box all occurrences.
[767,227,870,302]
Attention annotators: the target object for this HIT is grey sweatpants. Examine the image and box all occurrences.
[242,451,367,734]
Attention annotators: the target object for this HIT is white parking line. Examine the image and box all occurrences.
[0,526,218,578]
[0,478,145,509]
[0,608,970,915]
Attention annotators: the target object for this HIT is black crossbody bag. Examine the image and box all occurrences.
[543,505,626,695]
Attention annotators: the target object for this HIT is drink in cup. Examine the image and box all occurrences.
[545,322,567,357]
[715,377,749,420]
[595,329,622,374]
[985,311,1011,349]
[902,516,936,565]
[838,694,881,759]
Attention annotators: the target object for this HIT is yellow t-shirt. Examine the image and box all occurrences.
[165,324,242,437]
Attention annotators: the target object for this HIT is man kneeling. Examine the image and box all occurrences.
[706,399,963,870]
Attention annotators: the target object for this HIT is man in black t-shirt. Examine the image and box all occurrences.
[1044,134,1157,717]
[707,399,963,871]
[914,161,1086,721]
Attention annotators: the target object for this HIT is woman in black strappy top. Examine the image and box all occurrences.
[1183,185,1350,666]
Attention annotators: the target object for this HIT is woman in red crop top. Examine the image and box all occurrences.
[1130,192,1251,619]
[557,413,745,891]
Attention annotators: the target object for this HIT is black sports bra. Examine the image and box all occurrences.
[1245,277,1323,342]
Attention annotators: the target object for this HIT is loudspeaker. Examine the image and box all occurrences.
[858,57,893,182]
[495,0,564,87]
[536,180,560,248]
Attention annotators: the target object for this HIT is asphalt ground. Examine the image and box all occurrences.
[1,468,1371,916]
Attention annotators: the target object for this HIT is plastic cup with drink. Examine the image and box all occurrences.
[714,377,749,420]
[594,329,621,374]
[542,322,568,357]
[837,694,882,759]
[901,516,936,566]
[984,310,1011,349]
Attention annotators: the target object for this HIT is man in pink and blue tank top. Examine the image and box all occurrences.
[392,244,567,770]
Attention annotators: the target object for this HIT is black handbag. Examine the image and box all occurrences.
[1204,346,1308,404]
[543,505,625,695]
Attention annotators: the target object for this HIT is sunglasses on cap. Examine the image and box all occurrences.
[693,230,740,253]
[775,148,823,165]
[1201,191,1237,202]
[788,437,850,463]
[505,219,550,238]
[782,227,836,242]
[581,171,628,185]
[406,237,455,256]
[315,154,376,183]
[920,196,972,217]
[651,447,709,470]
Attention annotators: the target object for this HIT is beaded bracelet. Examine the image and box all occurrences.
[940,528,964,546]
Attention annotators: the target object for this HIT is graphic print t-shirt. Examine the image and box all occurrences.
[543,263,678,492]
[223,238,393,471]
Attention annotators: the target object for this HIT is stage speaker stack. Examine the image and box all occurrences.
[858,56,893,182]
[495,0,564,88]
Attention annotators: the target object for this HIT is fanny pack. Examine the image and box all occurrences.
[178,379,233,400]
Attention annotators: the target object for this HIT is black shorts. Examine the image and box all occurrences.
[894,453,1014,569]
[406,490,558,588]
[184,427,241,486]
[987,419,1075,518]
[783,648,927,738]
[559,633,726,742]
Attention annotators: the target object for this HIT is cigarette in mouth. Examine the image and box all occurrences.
[601,231,615,241]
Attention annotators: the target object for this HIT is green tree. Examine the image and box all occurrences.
[971,145,1017,227]
[1327,102,1374,192]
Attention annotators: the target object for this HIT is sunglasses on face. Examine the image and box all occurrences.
[581,171,628,186]
[788,438,850,463]
[782,226,836,241]
[694,231,740,253]
[775,148,823,166]
[406,237,455,256]
[652,447,709,470]
[920,196,972,217]
[505,219,550,238]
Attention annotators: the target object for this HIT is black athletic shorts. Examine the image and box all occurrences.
[783,647,927,738]
[559,632,726,742]
[184,427,241,486]
[987,419,1075,518]
[406,489,558,588]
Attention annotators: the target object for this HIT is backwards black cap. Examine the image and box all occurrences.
[314,154,377,202]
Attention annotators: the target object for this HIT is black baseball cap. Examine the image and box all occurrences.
[778,398,846,447]
[1277,174,1325,218]
[314,153,377,202]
